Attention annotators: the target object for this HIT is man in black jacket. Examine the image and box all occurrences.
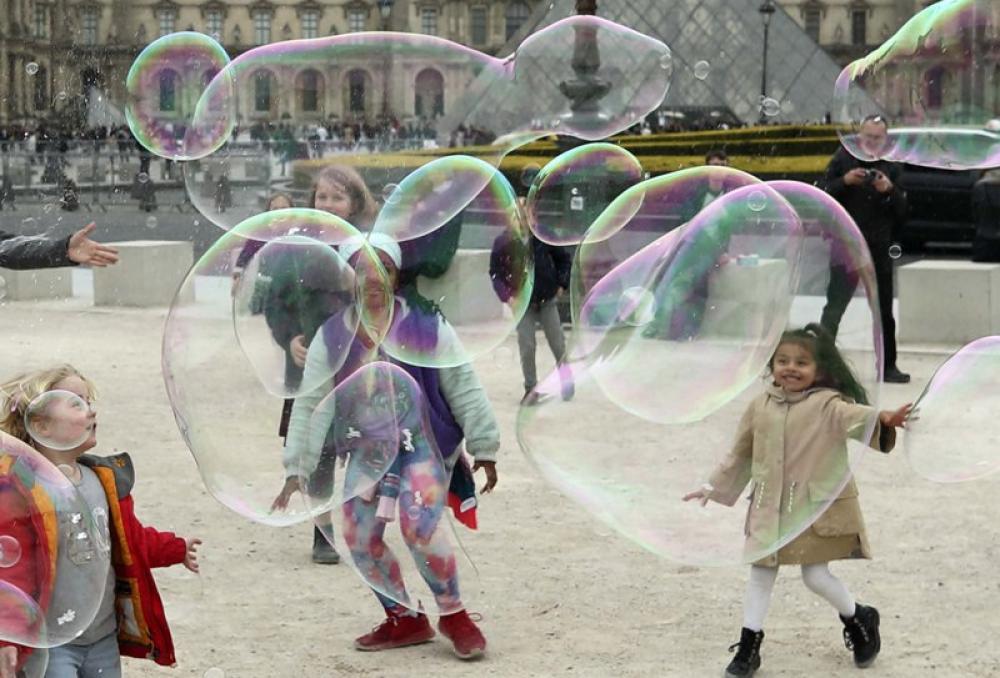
[0,222,119,270]
[820,115,910,383]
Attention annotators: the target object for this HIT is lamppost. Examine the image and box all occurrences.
[378,0,394,126]
[758,0,776,124]
[556,0,609,147]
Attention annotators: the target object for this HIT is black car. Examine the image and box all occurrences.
[897,164,980,249]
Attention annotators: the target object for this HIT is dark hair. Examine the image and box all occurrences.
[705,149,728,164]
[769,323,869,405]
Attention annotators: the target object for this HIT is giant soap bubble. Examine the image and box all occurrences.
[906,336,1000,482]
[163,210,363,525]
[145,16,671,231]
[520,180,884,566]
[0,432,110,648]
[834,0,1000,169]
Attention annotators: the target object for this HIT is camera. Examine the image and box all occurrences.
[863,169,877,183]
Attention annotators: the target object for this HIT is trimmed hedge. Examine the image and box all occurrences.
[292,125,842,190]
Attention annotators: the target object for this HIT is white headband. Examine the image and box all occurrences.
[339,232,402,268]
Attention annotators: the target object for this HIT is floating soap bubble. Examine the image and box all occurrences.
[906,336,1000,482]
[0,432,110,647]
[693,60,711,80]
[761,97,781,117]
[163,209,363,525]
[833,0,1000,169]
[381,183,401,205]
[376,158,533,369]
[747,190,768,212]
[520,164,542,188]
[25,62,39,76]
[521,180,884,567]
[137,172,149,183]
[888,243,902,259]
[24,390,94,451]
[298,361,480,615]
[178,17,670,231]
[0,535,21,567]
[525,142,644,246]
[145,216,158,229]
[125,31,233,161]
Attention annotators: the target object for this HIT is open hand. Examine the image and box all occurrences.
[0,646,17,678]
[473,460,498,494]
[682,486,711,507]
[271,476,306,512]
[183,538,202,573]
[879,402,913,429]
[67,223,119,267]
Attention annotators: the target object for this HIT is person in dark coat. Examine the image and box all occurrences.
[819,115,910,383]
[972,169,1000,263]
[0,223,118,270]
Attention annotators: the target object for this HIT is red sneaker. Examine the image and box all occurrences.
[438,610,487,660]
[354,612,435,652]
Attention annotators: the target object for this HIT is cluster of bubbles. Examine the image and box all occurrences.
[137,14,672,612]
[517,157,885,566]
[833,0,1000,169]
[0,432,111,664]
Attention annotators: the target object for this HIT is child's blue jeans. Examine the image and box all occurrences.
[42,632,121,678]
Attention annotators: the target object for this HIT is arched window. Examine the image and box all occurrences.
[33,65,48,110]
[254,69,275,112]
[159,69,178,111]
[414,68,444,118]
[297,69,323,112]
[347,69,368,114]
[505,1,530,40]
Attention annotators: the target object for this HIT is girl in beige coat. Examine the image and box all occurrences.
[684,324,911,678]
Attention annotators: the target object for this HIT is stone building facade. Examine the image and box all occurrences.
[0,0,543,127]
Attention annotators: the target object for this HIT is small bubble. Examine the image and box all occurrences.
[25,62,39,76]
[520,164,541,188]
[137,172,149,183]
[381,183,401,205]
[888,243,903,259]
[761,97,781,117]
[0,535,21,567]
[146,216,158,229]
[747,190,767,212]
[693,60,710,80]
[659,54,671,70]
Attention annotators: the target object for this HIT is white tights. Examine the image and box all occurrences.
[742,563,856,631]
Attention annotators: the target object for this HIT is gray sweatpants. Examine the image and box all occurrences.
[516,298,567,391]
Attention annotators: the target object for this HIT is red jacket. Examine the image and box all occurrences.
[0,451,186,669]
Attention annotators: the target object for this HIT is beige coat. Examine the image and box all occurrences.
[708,383,894,567]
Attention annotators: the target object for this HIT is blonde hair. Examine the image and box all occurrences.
[310,164,379,228]
[0,365,96,446]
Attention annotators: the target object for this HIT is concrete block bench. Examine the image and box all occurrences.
[416,248,505,325]
[93,240,194,307]
[899,260,1000,344]
[0,266,73,301]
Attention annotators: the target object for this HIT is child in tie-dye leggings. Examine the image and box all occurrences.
[272,235,500,660]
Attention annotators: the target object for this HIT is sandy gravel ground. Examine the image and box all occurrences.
[2,292,998,678]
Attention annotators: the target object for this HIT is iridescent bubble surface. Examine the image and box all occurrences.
[525,143,644,246]
[906,336,1000,482]
[833,0,1000,169]
[125,32,233,161]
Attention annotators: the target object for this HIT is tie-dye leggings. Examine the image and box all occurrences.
[340,437,462,615]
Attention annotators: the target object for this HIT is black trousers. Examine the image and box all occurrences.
[820,236,898,370]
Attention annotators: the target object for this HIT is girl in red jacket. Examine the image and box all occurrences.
[0,365,201,678]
